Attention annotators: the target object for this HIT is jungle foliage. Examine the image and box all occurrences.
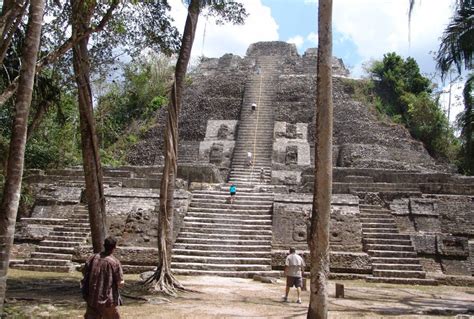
[368,53,459,161]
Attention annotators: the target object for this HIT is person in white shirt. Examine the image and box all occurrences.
[282,247,305,304]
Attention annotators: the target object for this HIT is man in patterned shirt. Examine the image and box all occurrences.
[83,236,124,319]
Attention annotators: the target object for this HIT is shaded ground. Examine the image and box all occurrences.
[4,270,474,318]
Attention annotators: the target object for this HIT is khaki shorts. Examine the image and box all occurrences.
[286,276,303,288]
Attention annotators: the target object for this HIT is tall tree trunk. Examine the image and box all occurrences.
[0,0,28,66]
[145,0,200,295]
[71,0,107,253]
[0,0,45,312]
[307,0,333,318]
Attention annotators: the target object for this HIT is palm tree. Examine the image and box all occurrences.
[307,0,333,318]
[436,0,473,77]
[410,0,473,174]
[144,0,246,295]
[0,0,45,312]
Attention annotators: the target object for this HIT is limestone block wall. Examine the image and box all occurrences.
[390,195,474,276]
[272,122,310,186]
[199,120,238,167]
[271,194,369,273]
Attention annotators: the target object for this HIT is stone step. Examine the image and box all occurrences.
[373,269,426,279]
[30,252,73,260]
[365,244,414,252]
[12,264,74,273]
[190,198,273,206]
[46,235,86,242]
[171,269,280,278]
[179,226,272,235]
[67,218,89,223]
[359,208,391,214]
[368,250,417,258]
[36,246,75,254]
[177,232,271,241]
[232,163,268,171]
[228,174,270,180]
[186,212,272,220]
[172,255,271,265]
[173,248,270,258]
[55,226,91,232]
[359,204,383,209]
[26,258,72,266]
[176,237,270,246]
[63,222,89,227]
[359,214,391,219]
[362,228,399,234]
[359,218,395,224]
[372,263,423,271]
[230,167,271,172]
[171,262,271,272]
[39,240,83,248]
[361,223,398,229]
[363,238,412,246]
[231,161,272,166]
[19,218,68,225]
[48,231,89,237]
[363,233,410,240]
[371,257,421,265]
[188,207,271,214]
[192,190,274,198]
[173,243,271,252]
[366,277,437,285]
[183,217,271,225]
[182,221,272,229]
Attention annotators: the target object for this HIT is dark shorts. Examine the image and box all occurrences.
[230,191,236,196]
[286,276,303,288]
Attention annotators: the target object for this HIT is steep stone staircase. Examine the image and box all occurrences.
[171,190,275,277]
[228,56,278,186]
[360,203,436,284]
[13,205,90,272]
[171,57,279,277]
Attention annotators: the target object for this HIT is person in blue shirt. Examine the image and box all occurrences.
[229,184,236,204]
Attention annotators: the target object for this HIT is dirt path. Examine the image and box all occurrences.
[4,270,474,318]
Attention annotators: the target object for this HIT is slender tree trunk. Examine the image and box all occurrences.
[0,0,45,312]
[0,0,28,66]
[27,100,51,140]
[146,0,200,294]
[71,0,107,253]
[307,0,333,318]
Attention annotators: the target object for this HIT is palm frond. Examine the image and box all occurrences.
[437,0,474,78]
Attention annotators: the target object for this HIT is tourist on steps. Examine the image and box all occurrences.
[82,236,124,319]
[229,183,237,204]
[251,103,257,111]
[246,151,253,167]
[260,167,266,183]
[282,247,305,304]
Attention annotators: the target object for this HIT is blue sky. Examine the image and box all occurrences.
[168,0,463,121]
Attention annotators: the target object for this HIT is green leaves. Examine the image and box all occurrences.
[369,52,459,160]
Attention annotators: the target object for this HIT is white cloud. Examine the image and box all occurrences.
[332,0,456,77]
[307,32,318,45]
[167,0,279,58]
[287,35,305,48]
